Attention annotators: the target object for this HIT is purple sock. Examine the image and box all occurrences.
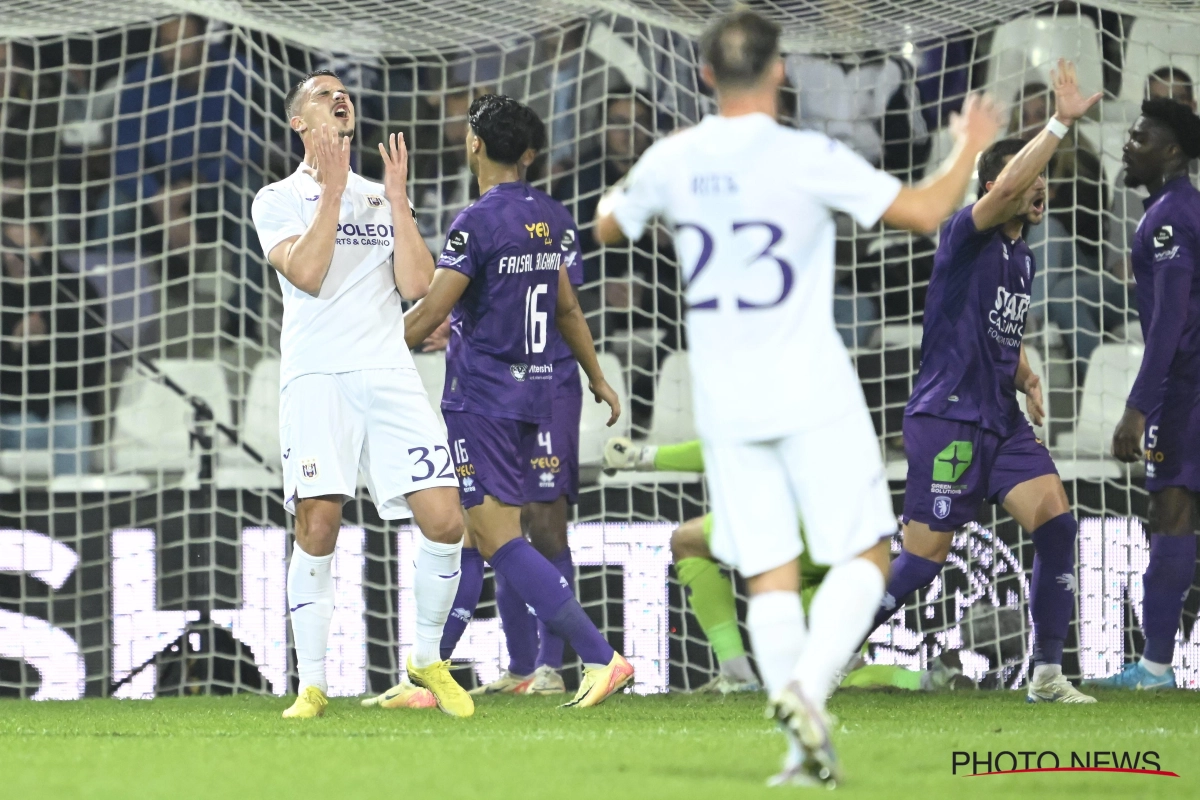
[439,547,484,661]
[536,548,574,669]
[490,537,614,666]
[1030,513,1078,667]
[872,550,943,629]
[495,569,539,675]
[1142,533,1197,665]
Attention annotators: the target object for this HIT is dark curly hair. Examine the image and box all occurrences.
[468,94,530,165]
[1142,97,1200,159]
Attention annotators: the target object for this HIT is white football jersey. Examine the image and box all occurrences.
[252,165,417,389]
[612,113,901,443]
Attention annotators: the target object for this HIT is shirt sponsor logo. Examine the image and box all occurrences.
[300,459,318,482]
[1153,225,1174,248]
[1154,245,1180,262]
[933,496,953,519]
[931,482,966,496]
[335,222,394,247]
[932,440,973,483]
[446,229,469,253]
[525,221,552,244]
[510,363,529,382]
[989,285,1029,348]
[527,364,553,380]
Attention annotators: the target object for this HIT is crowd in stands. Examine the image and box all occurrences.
[0,7,1189,474]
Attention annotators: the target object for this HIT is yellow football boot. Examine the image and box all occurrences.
[562,652,634,708]
[360,679,437,709]
[406,656,475,717]
[282,685,328,719]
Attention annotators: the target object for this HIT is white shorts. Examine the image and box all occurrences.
[279,368,458,520]
[703,404,896,578]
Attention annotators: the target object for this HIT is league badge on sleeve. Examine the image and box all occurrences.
[560,228,576,252]
[1153,225,1174,248]
[446,229,469,253]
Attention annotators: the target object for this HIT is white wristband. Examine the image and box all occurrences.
[1045,117,1070,139]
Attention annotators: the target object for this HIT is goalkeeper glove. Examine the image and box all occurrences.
[602,437,657,475]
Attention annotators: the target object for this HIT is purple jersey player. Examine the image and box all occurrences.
[402,95,634,708]
[871,60,1101,704]
[1088,98,1200,691]
[486,111,587,696]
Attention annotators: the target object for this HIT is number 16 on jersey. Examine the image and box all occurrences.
[525,283,548,354]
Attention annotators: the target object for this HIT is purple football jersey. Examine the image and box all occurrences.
[906,204,1035,436]
[1126,175,1200,415]
[550,217,585,385]
[438,181,581,424]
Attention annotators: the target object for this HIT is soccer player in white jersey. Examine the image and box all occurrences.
[252,70,474,719]
[595,11,1003,786]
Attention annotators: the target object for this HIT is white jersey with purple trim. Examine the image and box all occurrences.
[611,113,900,444]
[252,164,417,389]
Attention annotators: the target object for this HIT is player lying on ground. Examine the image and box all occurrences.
[595,9,1002,787]
[604,437,974,694]
[1089,98,1200,691]
[251,69,472,719]
[418,116,584,697]
[373,95,633,709]
[865,60,1101,706]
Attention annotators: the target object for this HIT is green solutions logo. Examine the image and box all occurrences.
[933,441,973,482]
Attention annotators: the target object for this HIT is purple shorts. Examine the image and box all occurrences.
[1145,399,1200,492]
[524,371,582,504]
[444,410,537,509]
[902,413,1058,531]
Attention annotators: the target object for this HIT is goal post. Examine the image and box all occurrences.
[1,0,1198,699]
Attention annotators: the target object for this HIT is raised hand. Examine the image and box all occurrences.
[950,92,1005,152]
[377,131,410,203]
[1051,58,1103,124]
[304,124,350,197]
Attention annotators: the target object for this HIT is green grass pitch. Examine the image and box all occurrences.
[5,690,1198,798]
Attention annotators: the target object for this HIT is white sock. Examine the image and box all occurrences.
[719,654,758,683]
[1032,663,1062,682]
[1140,657,1171,677]
[746,591,806,697]
[792,558,884,708]
[412,536,463,669]
[287,542,334,694]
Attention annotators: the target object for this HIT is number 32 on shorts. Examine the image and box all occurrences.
[409,445,454,482]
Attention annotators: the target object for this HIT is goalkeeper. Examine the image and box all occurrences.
[604,437,971,693]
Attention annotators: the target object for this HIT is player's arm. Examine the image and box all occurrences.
[880,94,1005,235]
[554,266,620,426]
[1015,344,1045,426]
[603,437,705,473]
[1113,231,1196,461]
[594,183,629,245]
[593,141,666,246]
[402,269,469,350]
[264,127,350,296]
[378,132,434,299]
[972,60,1100,231]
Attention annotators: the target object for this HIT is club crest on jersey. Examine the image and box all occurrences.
[1154,225,1174,248]
[446,229,469,253]
[365,194,384,207]
[300,459,318,482]
[510,363,529,382]
[933,496,952,520]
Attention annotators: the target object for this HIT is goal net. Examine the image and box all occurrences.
[2,0,1199,699]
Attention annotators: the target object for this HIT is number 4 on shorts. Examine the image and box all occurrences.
[932,440,973,482]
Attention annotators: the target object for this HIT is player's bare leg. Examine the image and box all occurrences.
[672,518,759,693]
[1086,487,1197,690]
[464,496,632,707]
[283,496,342,718]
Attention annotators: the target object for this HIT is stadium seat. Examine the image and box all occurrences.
[412,352,448,429]
[1118,18,1200,105]
[241,357,282,470]
[1053,342,1144,455]
[110,359,235,474]
[984,15,1103,115]
[646,352,695,444]
[578,352,630,467]
[868,323,923,351]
